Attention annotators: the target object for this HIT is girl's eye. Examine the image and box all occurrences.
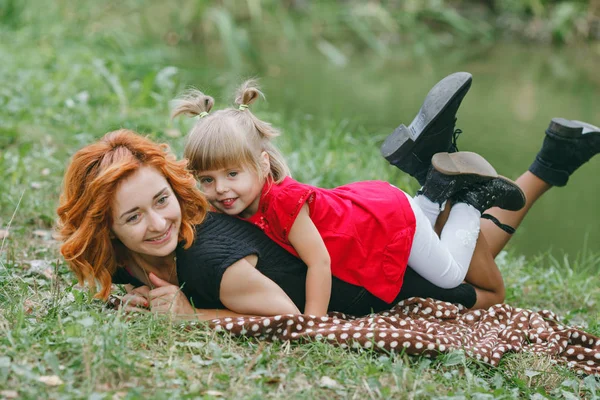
[126,214,140,224]
[228,171,238,177]
[200,177,213,184]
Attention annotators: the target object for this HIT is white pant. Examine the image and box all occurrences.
[403,191,481,289]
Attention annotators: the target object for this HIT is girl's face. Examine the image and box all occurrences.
[197,163,265,218]
[111,165,182,260]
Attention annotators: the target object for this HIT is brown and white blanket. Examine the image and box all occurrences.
[206,297,599,375]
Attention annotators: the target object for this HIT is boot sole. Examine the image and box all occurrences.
[381,72,472,159]
[547,117,600,139]
[432,152,498,178]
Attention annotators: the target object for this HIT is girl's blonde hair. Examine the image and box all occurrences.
[172,79,290,182]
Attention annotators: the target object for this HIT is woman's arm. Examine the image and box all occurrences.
[132,270,299,321]
[287,204,332,316]
[219,255,301,315]
[121,254,302,319]
[191,308,255,321]
[120,278,261,320]
[121,273,284,321]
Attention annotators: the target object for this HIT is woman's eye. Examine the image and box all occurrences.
[126,214,140,224]
[157,195,169,205]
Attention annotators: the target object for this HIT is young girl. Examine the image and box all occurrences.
[172,80,525,317]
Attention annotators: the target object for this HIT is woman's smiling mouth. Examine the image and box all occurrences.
[145,224,173,244]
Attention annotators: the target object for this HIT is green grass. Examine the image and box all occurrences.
[1,1,599,398]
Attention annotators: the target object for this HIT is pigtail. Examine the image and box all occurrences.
[171,89,215,119]
[234,79,264,108]
[233,79,291,181]
[232,79,281,140]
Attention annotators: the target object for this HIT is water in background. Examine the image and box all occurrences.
[178,43,599,258]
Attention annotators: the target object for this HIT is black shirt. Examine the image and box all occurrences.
[113,212,476,315]
[113,213,310,309]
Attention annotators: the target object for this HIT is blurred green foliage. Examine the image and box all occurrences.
[167,0,600,69]
[1,0,598,72]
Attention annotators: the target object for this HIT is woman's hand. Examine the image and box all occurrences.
[117,279,241,321]
[147,273,196,317]
[119,285,151,313]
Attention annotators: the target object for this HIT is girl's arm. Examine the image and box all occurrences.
[287,203,332,316]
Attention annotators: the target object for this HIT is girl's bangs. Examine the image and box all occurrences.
[196,129,258,172]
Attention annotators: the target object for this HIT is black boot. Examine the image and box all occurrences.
[529,118,600,187]
[418,151,498,205]
[453,177,526,214]
[381,72,472,186]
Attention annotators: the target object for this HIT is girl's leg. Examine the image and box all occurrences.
[434,168,571,308]
[465,234,506,307]
[480,171,551,258]
[406,151,525,292]
[432,119,598,306]
[482,118,599,257]
[406,193,481,289]
[412,176,508,308]
[413,193,443,227]
[435,205,506,308]
[381,72,472,186]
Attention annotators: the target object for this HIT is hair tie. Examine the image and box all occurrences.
[238,104,249,111]
[195,111,209,120]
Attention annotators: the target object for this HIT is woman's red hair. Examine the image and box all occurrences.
[57,129,208,300]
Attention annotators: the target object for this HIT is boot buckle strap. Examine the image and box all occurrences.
[482,213,516,234]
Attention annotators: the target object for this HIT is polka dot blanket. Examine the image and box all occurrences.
[208,297,599,375]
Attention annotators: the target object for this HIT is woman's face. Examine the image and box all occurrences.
[111,165,182,259]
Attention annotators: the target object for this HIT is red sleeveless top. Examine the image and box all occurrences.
[241,177,416,303]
